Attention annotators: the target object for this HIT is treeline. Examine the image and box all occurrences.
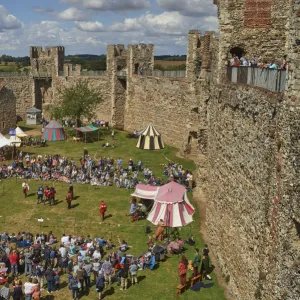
[65,54,106,71]
[154,55,187,61]
[0,55,30,66]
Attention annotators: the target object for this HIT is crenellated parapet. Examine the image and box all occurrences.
[30,46,65,76]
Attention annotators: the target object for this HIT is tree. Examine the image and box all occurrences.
[48,80,102,127]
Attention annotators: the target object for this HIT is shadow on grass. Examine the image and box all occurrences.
[104,214,112,220]
[71,203,80,209]
[103,286,115,297]
[55,200,63,205]
[137,275,146,283]
[73,196,80,200]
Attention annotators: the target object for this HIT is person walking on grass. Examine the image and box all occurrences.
[66,189,72,209]
[22,181,29,198]
[99,200,107,221]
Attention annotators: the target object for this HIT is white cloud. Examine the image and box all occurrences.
[75,21,105,32]
[0,5,22,30]
[61,0,150,11]
[32,7,56,15]
[157,0,217,17]
[57,7,89,21]
[109,18,142,32]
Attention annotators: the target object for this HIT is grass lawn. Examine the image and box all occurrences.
[0,127,225,300]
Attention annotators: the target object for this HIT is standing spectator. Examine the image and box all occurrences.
[102,257,112,287]
[83,260,92,288]
[99,200,107,221]
[92,258,101,283]
[24,248,33,277]
[178,255,188,286]
[69,275,79,300]
[200,244,210,281]
[31,279,41,300]
[191,248,201,278]
[129,261,138,285]
[69,183,74,199]
[12,281,23,300]
[22,181,29,198]
[36,185,44,204]
[9,249,19,277]
[44,266,55,294]
[35,262,45,290]
[76,265,85,292]
[66,189,72,209]
[111,130,115,140]
[24,277,35,300]
[54,272,60,291]
[96,272,105,300]
[0,282,10,300]
[119,263,129,291]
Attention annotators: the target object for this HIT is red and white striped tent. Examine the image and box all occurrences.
[132,181,195,228]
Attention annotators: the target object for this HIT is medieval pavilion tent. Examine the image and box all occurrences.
[42,120,66,141]
[15,127,28,138]
[132,181,195,228]
[136,123,164,150]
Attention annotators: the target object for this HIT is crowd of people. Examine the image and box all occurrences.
[229,54,288,70]
[0,152,194,191]
[0,229,211,300]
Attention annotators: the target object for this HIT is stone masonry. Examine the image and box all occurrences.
[0,83,16,134]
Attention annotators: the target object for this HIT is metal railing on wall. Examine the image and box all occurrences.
[227,66,286,92]
[139,69,186,78]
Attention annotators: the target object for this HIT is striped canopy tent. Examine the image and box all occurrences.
[74,125,99,143]
[136,123,164,150]
[147,181,195,227]
[42,120,66,141]
[132,181,195,228]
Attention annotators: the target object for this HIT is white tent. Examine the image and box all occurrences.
[9,136,21,147]
[16,127,28,138]
[0,139,11,148]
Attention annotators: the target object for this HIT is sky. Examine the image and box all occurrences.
[0,0,218,56]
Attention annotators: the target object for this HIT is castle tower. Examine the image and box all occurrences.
[106,44,128,129]
[215,0,290,83]
[30,46,65,76]
[127,43,154,77]
[186,30,201,81]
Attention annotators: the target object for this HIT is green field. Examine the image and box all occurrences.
[0,128,225,300]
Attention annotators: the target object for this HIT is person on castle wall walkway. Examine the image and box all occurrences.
[191,248,201,278]
[99,200,107,221]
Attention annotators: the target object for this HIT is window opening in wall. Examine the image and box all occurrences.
[134,63,139,74]
[2,122,5,129]
[230,47,245,59]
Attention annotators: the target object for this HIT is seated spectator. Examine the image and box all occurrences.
[168,240,180,254]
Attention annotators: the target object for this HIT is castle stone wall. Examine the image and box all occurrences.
[0,76,33,121]
[205,82,296,299]
[0,85,16,134]
[52,76,111,122]
[124,75,198,148]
